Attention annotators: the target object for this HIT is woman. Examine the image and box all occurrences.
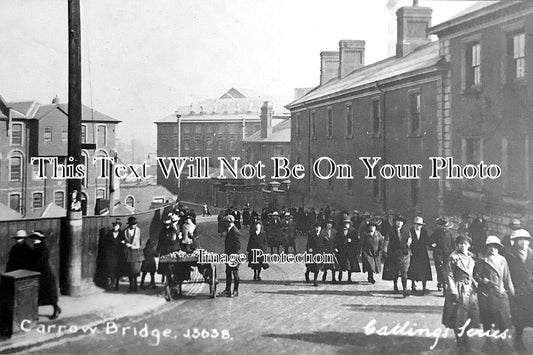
[181,216,196,252]
[5,230,33,272]
[101,218,124,290]
[431,217,455,295]
[121,217,144,292]
[473,235,514,352]
[407,216,432,295]
[305,223,323,286]
[320,219,337,283]
[361,218,384,284]
[29,231,61,320]
[336,219,360,283]
[442,235,479,354]
[247,218,268,281]
[382,215,410,297]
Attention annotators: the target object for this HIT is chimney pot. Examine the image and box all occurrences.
[260,101,273,138]
[396,5,432,57]
[338,40,365,79]
[320,51,340,85]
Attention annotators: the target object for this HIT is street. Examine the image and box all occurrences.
[27,222,529,354]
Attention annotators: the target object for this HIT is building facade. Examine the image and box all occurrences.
[0,96,120,218]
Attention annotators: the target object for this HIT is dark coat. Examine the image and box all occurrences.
[247,226,267,269]
[101,229,124,278]
[157,226,180,274]
[266,218,282,247]
[380,219,395,240]
[231,210,242,229]
[504,247,533,328]
[335,227,360,272]
[242,210,251,227]
[407,227,433,282]
[361,230,384,274]
[431,227,455,284]
[320,227,337,271]
[442,250,480,329]
[473,254,514,331]
[306,230,324,272]
[5,242,33,272]
[382,228,410,280]
[30,242,59,306]
[141,239,158,273]
[225,225,241,255]
[469,218,487,253]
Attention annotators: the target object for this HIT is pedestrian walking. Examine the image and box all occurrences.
[5,230,33,272]
[382,215,411,296]
[242,205,251,228]
[431,217,455,294]
[501,218,521,249]
[305,223,324,286]
[28,231,61,320]
[203,202,210,217]
[320,219,338,283]
[407,216,432,295]
[218,215,241,297]
[266,211,282,254]
[457,213,471,238]
[442,235,479,354]
[470,211,487,256]
[157,217,180,284]
[101,218,124,290]
[140,238,157,289]
[247,218,268,281]
[503,228,533,353]
[361,218,384,284]
[121,217,144,292]
[336,219,360,283]
[473,235,514,353]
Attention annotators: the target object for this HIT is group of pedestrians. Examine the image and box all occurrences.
[5,230,61,320]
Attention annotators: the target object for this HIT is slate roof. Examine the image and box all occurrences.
[0,202,22,221]
[287,41,440,109]
[35,103,121,123]
[243,119,291,143]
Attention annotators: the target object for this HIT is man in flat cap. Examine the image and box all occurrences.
[218,214,241,297]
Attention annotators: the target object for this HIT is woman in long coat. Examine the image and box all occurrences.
[442,235,479,353]
[101,218,124,290]
[266,212,282,254]
[121,217,144,292]
[247,219,268,281]
[473,236,514,350]
[29,231,61,320]
[361,219,384,284]
[407,216,432,294]
[382,215,410,296]
[320,219,337,282]
[305,223,323,286]
[431,217,455,294]
[5,230,33,272]
[336,219,360,283]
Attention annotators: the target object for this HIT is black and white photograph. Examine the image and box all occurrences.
[0,0,532,354]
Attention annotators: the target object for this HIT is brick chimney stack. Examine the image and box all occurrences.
[338,40,365,79]
[320,51,340,85]
[260,101,273,138]
[396,2,432,57]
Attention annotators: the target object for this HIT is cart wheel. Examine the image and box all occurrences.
[209,264,217,298]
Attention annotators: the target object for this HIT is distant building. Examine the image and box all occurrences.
[0,95,120,217]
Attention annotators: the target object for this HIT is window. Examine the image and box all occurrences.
[504,138,528,193]
[373,178,381,202]
[372,99,381,135]
[32,161,43,181]
[9,193,21,213]
[61,129,68,142]
[274,146,285,157]
[229,141,237,151]
[326,108,333,138]
[9,156,22,181]
[54,191,65,208]
[411,179,420,207]
[81,125,87,143]
[508,32,526,80]
[206,137,213,150]
[81,153,88,188]
[96,188,105,200]
[44,127,52,142]
[466,42,481,87]
[346,160,353,193]
[409,92,421,134]
[32,192,43,209]
[97,125,107,146]
[125,195,135,207]
[11,123,22,145]
[345,105,353,138]
[463,137,481,187]
[194,137,202,150]
[217,137,225,151]
[295,114,301,139]
[311,111,316,139]
[183,139,190,151]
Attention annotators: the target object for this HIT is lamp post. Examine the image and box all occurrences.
[176,112,181,198]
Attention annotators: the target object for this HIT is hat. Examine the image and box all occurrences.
[163,218,172,225]
[343,219,352,225]
[435,217,452,228]
[11,230,28,239]
[272,211,279,216]
[485,235,503,248]
[223,215,235,223]
[387,209,395,216]
[363,212,371,218]
[30,230,46,240]
[171,214,179,222]
[508,218,521,228]
[112,218,122,226]
[455,234,471,244]
[314,222,322,228]
[511,229,531,241]
[325,218,335,225]
[461,213,471,219]
[127,216,137,225]
[413,216,425,225]
[353,210,359,215]
[284,212,291,217]
[369,218,381,227]
[394,215,406,223]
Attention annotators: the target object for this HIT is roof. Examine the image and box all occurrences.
[120,184,175,202]
[156,113,262,124]
[40,203,66,218]
[8,101,40,118]
[287,42,440,109]
[243,119,291,143]
[429,1,527,35]
[34,103,121,123]
[0,202,22,221]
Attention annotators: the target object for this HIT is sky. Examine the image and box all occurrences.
[0,0,478,147]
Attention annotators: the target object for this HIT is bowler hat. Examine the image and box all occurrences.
[30,230,46,240]
[394,215,406,223]
[511,229,531,240]
[127,216,137,225]
[435,217,452,228]
[413,216,425,225]
[112,218,122,226]
[485,235,503,248]
[11,230,28,239]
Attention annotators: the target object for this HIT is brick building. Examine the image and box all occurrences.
[286,2,444,219]
[0,95,120,217]
[429,1,533,230]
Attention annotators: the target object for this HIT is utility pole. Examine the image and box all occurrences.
[176,112,181,198]
[62,0,83,296]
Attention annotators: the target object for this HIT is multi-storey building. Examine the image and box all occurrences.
[0,96,120,217]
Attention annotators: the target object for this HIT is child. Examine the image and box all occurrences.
[140,238,157,289]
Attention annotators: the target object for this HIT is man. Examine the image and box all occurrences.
[336,219,360,283]
[407,216,432,295]
[380,210,396,238]
[266,211,282,254]
[502,218,521,250]
[361,218,384,284]
[121,217,144,292]
[431,217,455,294]
[357,212,372,239]
[305,223,323,286]
[504,228,533,352]
[157,217,180,287]
[230,206,242,230]
[457,213,471,238]
[351,210,361,231]
[5,230,33,272]
[281,212,297,253]
[382,215,410,297]
[101,218,124,290]
[218,215,241,297]
[320,219,337,282]
[470,211,488,257]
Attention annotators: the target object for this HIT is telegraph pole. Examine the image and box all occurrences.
[62,0,83,296]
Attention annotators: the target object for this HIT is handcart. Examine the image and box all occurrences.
[159,252,217,300]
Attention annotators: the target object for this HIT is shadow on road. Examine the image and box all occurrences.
[342,303,443,314]
[263,331,455,354]
[255,289,385,297]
